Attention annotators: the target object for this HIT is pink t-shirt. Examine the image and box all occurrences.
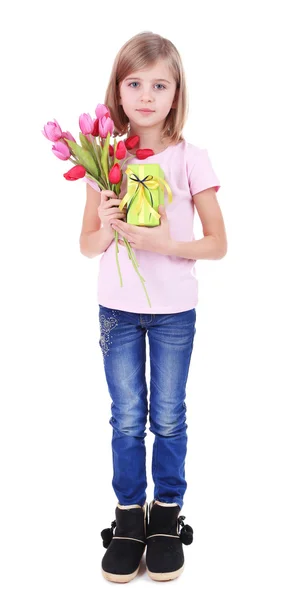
[83,139,220,314]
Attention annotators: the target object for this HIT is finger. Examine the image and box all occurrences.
[102,199,119,209]
[109,200,125,209]
[105,207,125,215]
[101,192,117,203]
[111,220,132,231]
[106,214,124,223]
[104,190,117,197]
[101,192,117,200]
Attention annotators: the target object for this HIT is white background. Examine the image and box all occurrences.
[1,0,282,598]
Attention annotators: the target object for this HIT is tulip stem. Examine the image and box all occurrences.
[84,172,107,190]
[114,234,151,307]
[126,243,152,307]
[114,231,123,286]
[120,155,135,170]
[89,135,108,188]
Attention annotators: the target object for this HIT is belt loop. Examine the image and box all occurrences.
[140,314,153,326]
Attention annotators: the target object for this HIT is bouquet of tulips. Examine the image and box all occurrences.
[42,104,155,306]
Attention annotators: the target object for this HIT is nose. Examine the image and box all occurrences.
[140,86,154,103]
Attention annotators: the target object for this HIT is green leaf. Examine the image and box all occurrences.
[91,135,102,173]
[111,138,117,171]
[79,132,93,152]
[65,140,98,178]
[92,135,102,161]
[101,132,111,184]
[79,133,101,175]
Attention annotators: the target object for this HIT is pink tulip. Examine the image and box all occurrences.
[99,115,114,138]
[61,131,76,143]
[52,140,71,160]
[42,119,62,141]
[79,113,94,135]
[95,103,110,119]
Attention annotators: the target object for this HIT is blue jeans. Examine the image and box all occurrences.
[98,304,196,510]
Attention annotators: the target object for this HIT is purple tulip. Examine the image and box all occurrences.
[52,140,71,160]
[95,103,110,119]
[42,119,62,141]
[79,113,94,135]
[99,115,114,138]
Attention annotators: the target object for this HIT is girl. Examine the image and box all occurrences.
[80,31,227,583]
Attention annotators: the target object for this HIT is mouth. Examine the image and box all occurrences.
[137,109,155,113]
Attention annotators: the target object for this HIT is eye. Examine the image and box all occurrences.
[128,82,166,90]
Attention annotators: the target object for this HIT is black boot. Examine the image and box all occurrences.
[146,500,193,581]
[101,503,147,583]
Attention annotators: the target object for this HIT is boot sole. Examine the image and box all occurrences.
[102,565,140,583]
[146,564,184,581]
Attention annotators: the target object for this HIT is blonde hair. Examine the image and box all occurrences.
[104,31,189,145]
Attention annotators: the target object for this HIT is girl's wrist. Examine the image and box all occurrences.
[103,225,115,240]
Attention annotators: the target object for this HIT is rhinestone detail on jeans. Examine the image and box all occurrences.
[99,312,118,358]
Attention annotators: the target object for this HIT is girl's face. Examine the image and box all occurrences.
[119,59,178,131]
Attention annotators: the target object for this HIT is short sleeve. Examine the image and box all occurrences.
[83,175,100,192]
[188,148,221,195]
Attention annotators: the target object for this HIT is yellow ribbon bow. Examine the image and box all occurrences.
[119,165,173,225]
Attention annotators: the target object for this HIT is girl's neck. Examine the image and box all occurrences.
[127,127,170,155]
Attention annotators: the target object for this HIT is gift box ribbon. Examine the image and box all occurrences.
[119,166,173,224]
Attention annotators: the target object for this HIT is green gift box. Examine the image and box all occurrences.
[120,163,172,227]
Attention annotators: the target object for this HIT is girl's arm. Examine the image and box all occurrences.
[170,187,227,260]
[79,184,114,258]
[80,228,115,259]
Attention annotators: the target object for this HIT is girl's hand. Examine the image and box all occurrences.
[110,205,173,255]
[98,190,127,235]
